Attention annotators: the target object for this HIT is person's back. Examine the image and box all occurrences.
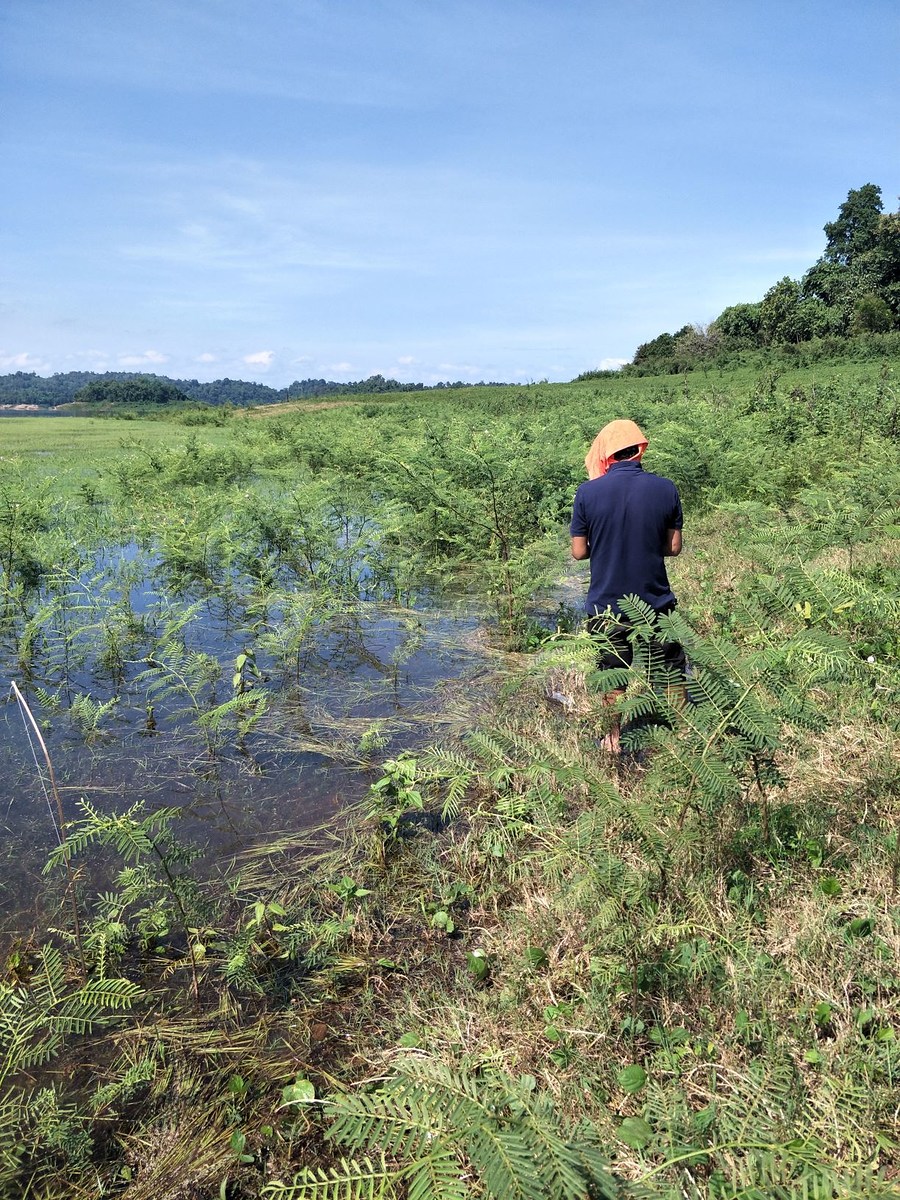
[571,460,681,617]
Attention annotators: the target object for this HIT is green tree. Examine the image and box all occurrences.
[632,331,676,367]
[794,296,842,339]
[629,182,900,365]
[823,182,883,267]
[850,292,894,333]
[712,302,763,347]
[802,184,898,331]
[759,276,802,344]
[873,209,900,319]
[73,376,189,406]
[673,322,722,368]
[800,258,847,308]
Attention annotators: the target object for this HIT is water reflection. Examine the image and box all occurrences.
[1,556,484,931]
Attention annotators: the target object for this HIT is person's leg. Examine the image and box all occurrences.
[588,615,632,755]
[599,689,624,754]
[662,638,688,710]
[652,603,688,712]
[619,612,686,753]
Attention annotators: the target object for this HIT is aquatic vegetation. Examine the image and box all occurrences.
[0,360,898,1196]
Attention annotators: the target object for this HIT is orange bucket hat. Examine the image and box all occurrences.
[584,419,648,480]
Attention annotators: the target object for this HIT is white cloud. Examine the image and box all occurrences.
[243,350,274,366]
[437,362,481,377]
[598,358,628,371]
[68,350,113,372]
[118,349,168,367]
[196,352,217,363]
[0,351,52,372]
[323,362,353,373]
[397,355,416,365]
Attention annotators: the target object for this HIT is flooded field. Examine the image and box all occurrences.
[0,541,489,929]
[1,401,579,940]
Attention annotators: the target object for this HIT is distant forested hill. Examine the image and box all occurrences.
[0,371,504,408]
[0,370,283,407]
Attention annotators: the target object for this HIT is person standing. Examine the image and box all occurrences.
[570,419,684,754]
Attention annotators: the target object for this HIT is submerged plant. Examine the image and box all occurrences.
[137,641,223,754]
[68,691,120,744]
[45,801,208,992]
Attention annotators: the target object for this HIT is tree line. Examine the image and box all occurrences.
[0,371,512,409]
[622,183,900,375]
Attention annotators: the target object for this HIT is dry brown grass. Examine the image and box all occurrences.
[241,399,359,419]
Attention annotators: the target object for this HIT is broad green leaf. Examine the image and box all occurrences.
[617,1116,653,1149]
[617,1064,648,1094]
[282,1078,316,1105]
[466,950,489,981]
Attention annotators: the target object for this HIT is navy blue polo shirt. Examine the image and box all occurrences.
[570,461,683,616]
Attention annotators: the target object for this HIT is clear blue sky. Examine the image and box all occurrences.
[2,0,898,386]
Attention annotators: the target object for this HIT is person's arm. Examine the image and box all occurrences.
[665,485,684,557]
[570,487,589,560]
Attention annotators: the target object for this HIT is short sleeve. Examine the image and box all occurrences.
[570,486,587,537]
[669,485,683,530]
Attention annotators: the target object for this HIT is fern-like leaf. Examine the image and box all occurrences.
[262,1154,398,1199]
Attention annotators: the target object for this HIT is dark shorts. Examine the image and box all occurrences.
[587,605,687,675]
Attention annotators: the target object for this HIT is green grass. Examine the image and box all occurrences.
[1,413,239,491]
[1,355,899,1197]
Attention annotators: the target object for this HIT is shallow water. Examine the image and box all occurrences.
[0,550,486,932]
[0,409,70,417]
